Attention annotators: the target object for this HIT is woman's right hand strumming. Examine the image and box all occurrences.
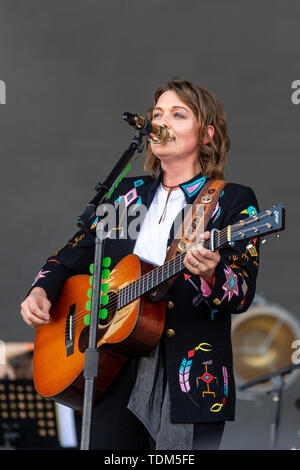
[20,287,52,328]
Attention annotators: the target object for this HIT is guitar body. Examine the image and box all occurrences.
[33,254,166,409]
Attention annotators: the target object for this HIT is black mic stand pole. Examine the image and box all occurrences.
[78,130,145,451]
[239,363,300,450]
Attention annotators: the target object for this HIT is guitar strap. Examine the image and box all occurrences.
[149,178,227,302]
[167,178,227,259]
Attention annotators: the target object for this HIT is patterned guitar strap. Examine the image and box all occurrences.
[149,178,227,302]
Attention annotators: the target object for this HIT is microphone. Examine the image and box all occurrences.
[122,112,169,144]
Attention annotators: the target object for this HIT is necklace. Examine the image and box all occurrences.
[158,181,180,224]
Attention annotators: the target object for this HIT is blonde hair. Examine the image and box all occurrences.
[144,78,230,179]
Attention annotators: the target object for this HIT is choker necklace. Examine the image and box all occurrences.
[159,181,180,224]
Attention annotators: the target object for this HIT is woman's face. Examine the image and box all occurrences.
[150,90,201,165]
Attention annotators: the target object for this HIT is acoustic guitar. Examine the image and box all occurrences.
[33,204,285,409]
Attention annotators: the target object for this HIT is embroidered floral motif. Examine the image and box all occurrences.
[241,278,248,296]
[240,205,257,216]
[182,273,204,306]
[211,201,221,223]
[54,233,86,254]
[237,296,246,311]
[181,176,206,198]
[134,179,144,187]
[123,187,138,207]
[196,361,217,398]
[32,269,50,286]
[70,234,85,247]
[222,366,228,397]
[210,308,218,320]
[221,266,239,302]
[179,356,193,393]
[179,342,229,413]
[247,238,258,257]
[90,217,98,230]
[107,163,132,199]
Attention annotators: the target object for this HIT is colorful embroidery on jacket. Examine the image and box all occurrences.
[221,266,239,302]
[32,269,50,286]
[179,342,228,413]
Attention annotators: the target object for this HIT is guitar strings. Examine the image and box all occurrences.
[104,213,259,309]
[66,228,240,336]
[66,214,269,335]
[66,231,223,333]
[66,239,212,338]
[66,222,257,335]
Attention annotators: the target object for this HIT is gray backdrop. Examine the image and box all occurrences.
[0,0,299,449]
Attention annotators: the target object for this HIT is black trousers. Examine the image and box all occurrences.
[76,359,225,451]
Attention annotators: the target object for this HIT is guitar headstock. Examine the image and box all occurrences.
[229,204,285,244]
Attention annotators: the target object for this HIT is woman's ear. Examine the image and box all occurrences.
[203,125,215,145]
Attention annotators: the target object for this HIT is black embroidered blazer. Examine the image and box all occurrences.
[29,171,260,423]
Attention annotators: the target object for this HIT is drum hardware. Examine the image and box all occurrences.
[232,294,300,449]
[240,363,300,450]
[232,295,300,400]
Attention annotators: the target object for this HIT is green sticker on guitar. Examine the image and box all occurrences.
[102,257,111,268]
[102,269,110,280]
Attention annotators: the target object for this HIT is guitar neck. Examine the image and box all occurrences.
[117,236,225,309]
[116,202,285,309]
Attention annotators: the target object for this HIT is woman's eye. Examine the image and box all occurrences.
[152,112,185,119]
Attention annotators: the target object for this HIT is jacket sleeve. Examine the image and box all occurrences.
[200,185,260,314]
[28,227,96,305]
[26,175,133,304]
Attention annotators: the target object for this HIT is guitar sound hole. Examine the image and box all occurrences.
[99,291,118,327]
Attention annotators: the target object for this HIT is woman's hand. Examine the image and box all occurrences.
[20,287,52,328]
[183,231,221,286]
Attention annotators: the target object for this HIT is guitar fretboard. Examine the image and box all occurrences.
[115,204,283,310]
[117,238,217,309]
[117,254,184,309]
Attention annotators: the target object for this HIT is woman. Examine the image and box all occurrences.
[20,79,260,450]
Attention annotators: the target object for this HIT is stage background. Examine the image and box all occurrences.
[0,0,299,450]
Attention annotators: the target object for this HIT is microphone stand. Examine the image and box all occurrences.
[78,130,145,450]
[239,363,300,450]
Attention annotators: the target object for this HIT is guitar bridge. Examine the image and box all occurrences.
[65,303,76,356]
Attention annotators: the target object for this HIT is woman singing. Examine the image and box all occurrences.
[21,79,260,450]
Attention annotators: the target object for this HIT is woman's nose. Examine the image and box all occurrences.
[157,117,170,129]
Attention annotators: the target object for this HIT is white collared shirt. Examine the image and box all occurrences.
[133,183,186,266]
